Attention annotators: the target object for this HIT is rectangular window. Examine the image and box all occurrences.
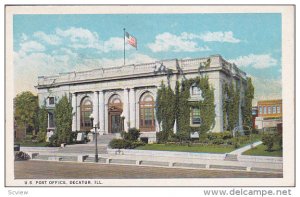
[49,97,55,105]
[48,112,55,128]
[140,108,154,128]
[259,106,263,115]
[264,106,267,114]
[277,106,281,114]
[268,106,272,114]
[272,106,276,114]
[191,107,201,125]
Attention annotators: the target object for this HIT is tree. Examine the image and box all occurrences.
[37,105,48,142]
[223,82,240,131]
[243,77,254,130]
[54,95,73,145]
[14,91,39,137]
[155,81,176,140]
[262,133,274,152]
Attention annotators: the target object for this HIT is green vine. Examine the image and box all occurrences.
[157,76,216,141]
[242,77,254,130]
[156,82,176,139]
[222,81,240,131]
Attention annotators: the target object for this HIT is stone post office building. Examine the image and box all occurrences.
[36,55,247,143]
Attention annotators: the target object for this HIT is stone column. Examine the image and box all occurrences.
[99,91,105,133]
[71,93,77,131]
[123,88,129,131]
[129,88,136,128]
[211,73,223,133]
[92,91,99,128]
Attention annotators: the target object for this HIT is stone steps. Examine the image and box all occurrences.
[57,145,108,154]
[89,134,117,145]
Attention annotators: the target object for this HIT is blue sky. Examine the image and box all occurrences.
[13,13,282,103]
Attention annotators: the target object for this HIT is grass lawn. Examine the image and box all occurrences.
[135,143,235,153]
[242,144,282,157]
[16,141,48,147]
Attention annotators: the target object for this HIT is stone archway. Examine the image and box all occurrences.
[108,94,124,133]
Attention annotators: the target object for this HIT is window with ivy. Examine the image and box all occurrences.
[192,85,201,95]
[49,97,55,105]
[191,107,201,125]
[48,111,55,128]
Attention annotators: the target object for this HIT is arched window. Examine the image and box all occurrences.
[80,97,93,131]
[139,93,155,132]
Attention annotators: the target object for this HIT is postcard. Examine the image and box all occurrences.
[5,5,295,187]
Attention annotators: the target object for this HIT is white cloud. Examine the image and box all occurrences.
[148,32,210,52]
[228,54,277,69]
[18,41,45,56]
[13,46,157,95]
[33,31,61,45]
[250,76,282,105]
[199,31,241,43]
[56,27,100,49]
[102,37,129,52]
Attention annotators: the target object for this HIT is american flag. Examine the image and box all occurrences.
[125,32,137,49]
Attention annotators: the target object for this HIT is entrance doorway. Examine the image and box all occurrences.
[109,111,123,133]
[108,94,123,133]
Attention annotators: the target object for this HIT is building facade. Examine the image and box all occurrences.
[36,55,247,143]
[255,99,282,130]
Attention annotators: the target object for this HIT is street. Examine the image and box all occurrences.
[14,160,282,179]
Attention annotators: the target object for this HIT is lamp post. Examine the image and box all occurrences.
[90,114,99,162]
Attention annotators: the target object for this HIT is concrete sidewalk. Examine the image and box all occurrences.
[229,141,263,155]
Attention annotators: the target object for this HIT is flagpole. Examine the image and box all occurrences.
[123,28,126,66]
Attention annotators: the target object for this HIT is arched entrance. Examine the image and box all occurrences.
[108,94,123,133]
[80,97,93,131]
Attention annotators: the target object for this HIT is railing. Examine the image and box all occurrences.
[37,62,158,86]
[37,56,247,86]
[180,57,208,69]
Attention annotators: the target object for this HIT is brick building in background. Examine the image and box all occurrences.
[255,99,282,130]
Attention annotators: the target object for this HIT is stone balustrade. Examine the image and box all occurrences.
[37,55,247,87]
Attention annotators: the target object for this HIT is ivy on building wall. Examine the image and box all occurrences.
[37,105,48,142]
[242,77,254,130]
[156,76,215,140]
[156,82,176,140]
[222,82,240,131]
[177,79,191,139]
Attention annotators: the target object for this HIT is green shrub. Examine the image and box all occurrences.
[47,133,59,147]
[207,133,217,140]
[222,131,233,140]
[226,139,234,145]
[262,133,275,151]
[234,141,240,149]
[212,138,224,145]
[36,131,46,143]
[207,132,232,141]
[109,139,131,149]
[244,129,251,136]
[122,128,140,141]
[156,131,169,143]
[252,128,259,134]
[131,141,145,148]
[15,151,30,161]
